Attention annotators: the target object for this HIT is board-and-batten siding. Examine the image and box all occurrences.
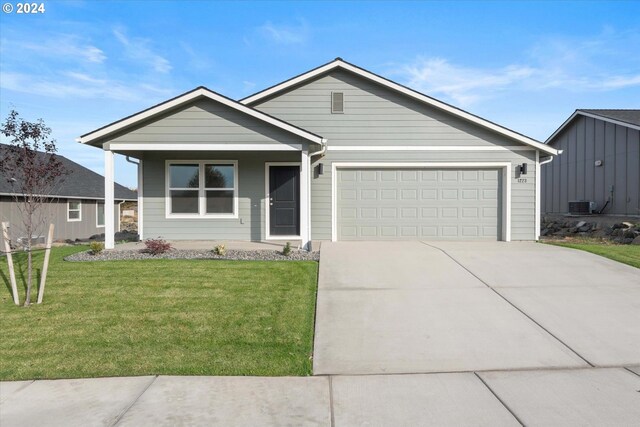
[0,196,120,241]
[253,70,538,240]
[542,115,640,216]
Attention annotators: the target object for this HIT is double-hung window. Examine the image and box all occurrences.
[96,202,105,227]
[67,200,82,222]
[167,160,237,217]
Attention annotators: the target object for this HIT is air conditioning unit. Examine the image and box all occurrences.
[568,201,597,215]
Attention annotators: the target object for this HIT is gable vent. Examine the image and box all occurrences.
[331,92,344,113]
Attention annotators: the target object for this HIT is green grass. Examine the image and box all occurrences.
[546,240,640,269]
[0,246,318,380]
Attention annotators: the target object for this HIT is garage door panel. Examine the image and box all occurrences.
[337,168,501,241]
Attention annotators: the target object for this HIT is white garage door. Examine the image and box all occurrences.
[337,168,501,240]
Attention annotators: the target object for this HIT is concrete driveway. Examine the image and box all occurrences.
[313,241,640,375]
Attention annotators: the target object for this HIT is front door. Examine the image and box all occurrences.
[269,165,300,236]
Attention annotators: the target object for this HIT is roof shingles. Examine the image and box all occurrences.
[0,144,136,200]
[579,109,640,127]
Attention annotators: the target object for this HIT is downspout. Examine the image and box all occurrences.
[540,156,554,166]
[305,139,328,251]
[537,155,554,240]
[125,156,143,241]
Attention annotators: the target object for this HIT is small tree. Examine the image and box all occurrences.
[0,110,67,306]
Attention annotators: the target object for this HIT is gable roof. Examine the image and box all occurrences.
[78,86,325,146]
[0,144,137,200]
[546,109,640,144]
[241,58,558,156]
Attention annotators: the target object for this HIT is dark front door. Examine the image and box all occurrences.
[269,166,300,236]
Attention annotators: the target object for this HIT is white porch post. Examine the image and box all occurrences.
[137,159,144,241]
[104,149,115,249]
[300,148,310,250]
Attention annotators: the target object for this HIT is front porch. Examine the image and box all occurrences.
[102,146,316,250]
[76,87,328,251]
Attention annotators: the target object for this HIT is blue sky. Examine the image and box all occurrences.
[1,0,639,188]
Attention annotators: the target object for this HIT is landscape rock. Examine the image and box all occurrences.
[541,215,639,245]
[65,248,320,262]
[632,236,640,245]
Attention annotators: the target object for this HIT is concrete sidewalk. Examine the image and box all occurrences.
[2,367,640,426]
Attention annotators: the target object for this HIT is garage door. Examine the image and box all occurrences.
[337,168,501,240]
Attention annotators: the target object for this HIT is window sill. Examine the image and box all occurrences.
[165,214,239,220]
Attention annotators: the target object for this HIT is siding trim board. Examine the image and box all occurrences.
[331,162,512,242]
[328,146,535,152]
[105,143,303,151]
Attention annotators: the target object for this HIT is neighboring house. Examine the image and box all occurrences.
[0,143,137,243]
[77,58,558,249]
[542,110,640,216]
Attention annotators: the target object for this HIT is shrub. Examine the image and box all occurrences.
[144,238,172,255]
[214,244,226,256]
[89,241,104,255]
[282,242,292,256]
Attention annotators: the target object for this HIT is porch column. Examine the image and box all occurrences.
[137,159,144,241]
[104,149,115,249]
[300,148,310,250]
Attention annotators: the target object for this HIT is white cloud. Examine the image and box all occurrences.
[404,58,537,106]
[259,20,308,45]
[242,80,256,93]
[399,30,640,107]
[1,70,171,102]
[4,35,106,63]
[113,27,172,73]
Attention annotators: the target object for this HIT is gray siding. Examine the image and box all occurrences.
[109,98,309,148]
[142,151,300,241]
[254,70,538,240]
[122,97,310,241]
[0,196,121,242]
[542,115,640,216]
[254,70,519,147]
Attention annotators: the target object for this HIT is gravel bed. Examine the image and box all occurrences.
[65,248,320,262]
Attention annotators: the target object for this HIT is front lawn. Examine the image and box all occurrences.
[545,240,640,269]
[0,246,318,380]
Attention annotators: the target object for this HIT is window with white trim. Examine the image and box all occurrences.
[67,200,82,222]
[167,161,237,217]
[96,202,105,227]
[331,92,344,113]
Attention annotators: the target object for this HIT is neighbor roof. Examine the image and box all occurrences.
[0,144,137,200]
[78,86,326,146]
[546,109,640,143]
[241,58,558,156]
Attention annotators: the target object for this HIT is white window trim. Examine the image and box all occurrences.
[165,160,239,219]
[331,162,512,242]
[331,91,344,114]
[265,162,303,240]
[96,202,105,228]
[67,200,82,222]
